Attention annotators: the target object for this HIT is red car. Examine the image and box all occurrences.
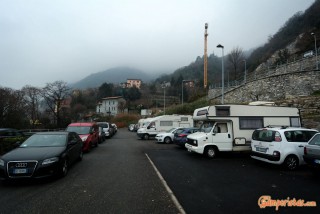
[66,122,99,152]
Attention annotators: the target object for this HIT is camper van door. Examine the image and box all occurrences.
[147,121,157,135]
[212,122,233,151]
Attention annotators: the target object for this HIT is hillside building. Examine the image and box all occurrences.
[126,79,142,89]
[96,96,127,116]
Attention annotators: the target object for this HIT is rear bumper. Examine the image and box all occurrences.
[251,151,281,161]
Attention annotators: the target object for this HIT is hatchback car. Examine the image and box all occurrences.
[97,122,113,138]
[303,133,320,173]
[174,127,199,147]
[251,127,318,170]
[155,127,184,144]
[0,131,83,181]
[66,122,99,152]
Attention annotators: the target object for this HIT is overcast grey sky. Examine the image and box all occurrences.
[0,0,315,89]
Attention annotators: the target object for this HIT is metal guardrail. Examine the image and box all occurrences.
[20,129,65,136]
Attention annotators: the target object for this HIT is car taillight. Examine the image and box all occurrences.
[179,134,188,137]
[304,147,307,155]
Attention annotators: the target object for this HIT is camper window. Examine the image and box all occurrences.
[181,117,189,121]
[216,106,230,116]
[239,117,263,129]
[160,121,173,126]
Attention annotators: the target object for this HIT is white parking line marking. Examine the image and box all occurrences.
[145,153,186,214]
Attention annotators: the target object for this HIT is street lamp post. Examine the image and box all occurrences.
[217,44,224,104]
[182,80,191,105]
[243,59,247,84]
[161,82,167,114]
[311,32,318,70]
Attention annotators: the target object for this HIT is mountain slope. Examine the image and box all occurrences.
[70,67,155,89]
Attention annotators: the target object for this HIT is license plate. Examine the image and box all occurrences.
[314,159,320,164]
[14,168,27,174]
[256,147,268,153]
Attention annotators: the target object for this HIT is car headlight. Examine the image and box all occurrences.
[42,157,59,165]
[0,159,4,167]
[81,136,88,141]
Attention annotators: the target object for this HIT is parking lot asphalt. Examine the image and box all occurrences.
[146,142,320,214]
[0,128,319,214]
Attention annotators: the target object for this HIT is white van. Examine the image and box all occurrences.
[137,115,193,140]
[185,104,301,158]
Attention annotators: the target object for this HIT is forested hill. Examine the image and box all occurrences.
[70,67,155,89]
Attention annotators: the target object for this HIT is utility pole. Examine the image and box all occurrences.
[204,23,208,89]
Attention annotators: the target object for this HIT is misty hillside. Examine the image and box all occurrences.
[156,0,320,86]
[70,67,156,89]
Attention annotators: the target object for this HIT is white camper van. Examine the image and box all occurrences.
[137,115,193,140]
[185,104,301,158]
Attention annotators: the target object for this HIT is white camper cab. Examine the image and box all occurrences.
[137,115,193,140]
[185,105,301,158]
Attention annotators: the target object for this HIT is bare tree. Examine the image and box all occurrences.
[0,87,26,128]
[41,81,70,127]
[22,85,42,128]
[227,46,244,80]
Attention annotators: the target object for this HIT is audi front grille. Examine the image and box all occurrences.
[7,161,38,178]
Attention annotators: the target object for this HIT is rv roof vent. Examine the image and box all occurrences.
[249,101,275,106]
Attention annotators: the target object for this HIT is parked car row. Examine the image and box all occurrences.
[153,125,320,174]
[0,121,117,182]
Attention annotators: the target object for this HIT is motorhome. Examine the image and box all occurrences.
[137,115,193,140]
[185,104,301,158]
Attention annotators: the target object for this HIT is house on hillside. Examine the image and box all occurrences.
[126,79,142,89]
[96,96,127,116]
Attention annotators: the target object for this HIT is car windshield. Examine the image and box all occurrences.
[199,121,214,133]
[20,134,67,147]
[66,126,91,135]
[175,129,185,134]
[166,128,176,133]
[309,134,320,146]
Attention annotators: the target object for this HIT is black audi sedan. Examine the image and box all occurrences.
[0,131,83,181]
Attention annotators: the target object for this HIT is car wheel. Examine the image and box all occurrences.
[60,159,69,177]
[143,134,149,140]
[205,146,217,158]
[164,137,171,144]
[284,155,299,170]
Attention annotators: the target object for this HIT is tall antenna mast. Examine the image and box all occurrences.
[204,23,208,89]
